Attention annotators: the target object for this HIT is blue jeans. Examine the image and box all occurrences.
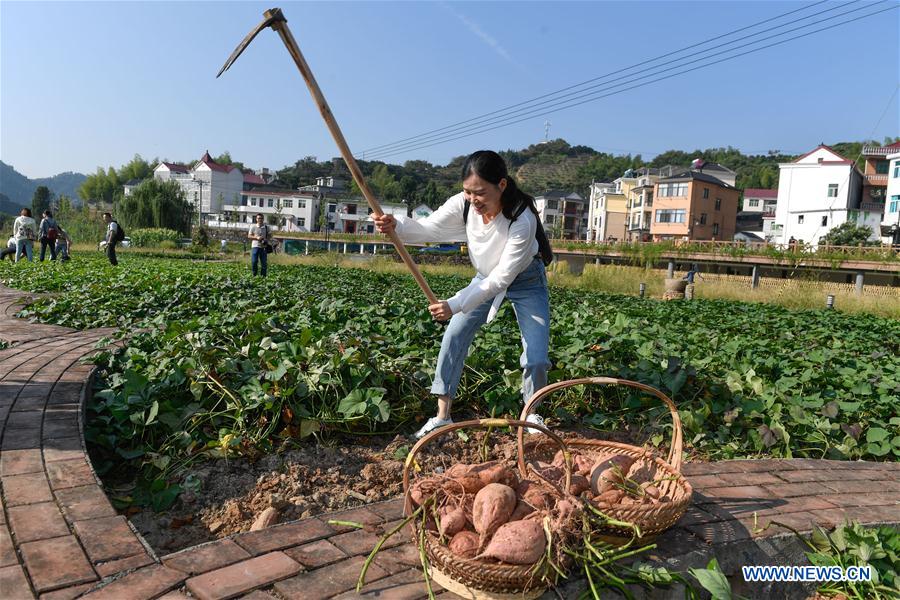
[15,239,33,262]
[251,247,268,277]
[431,258,550,404]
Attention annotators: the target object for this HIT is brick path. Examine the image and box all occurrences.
[0,284,898,600]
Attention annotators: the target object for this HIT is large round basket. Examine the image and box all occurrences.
[517,377,693,545]
[402,418,579,599]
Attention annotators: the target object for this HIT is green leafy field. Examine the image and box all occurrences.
[2,256,897,505]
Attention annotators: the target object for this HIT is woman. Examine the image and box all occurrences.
[248,213,271,277]
[13,208,37,263]
[375,150,553,438]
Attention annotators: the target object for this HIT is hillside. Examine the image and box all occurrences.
[0,161,86,208]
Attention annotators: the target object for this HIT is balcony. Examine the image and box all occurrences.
[862,145,896,157]
[864,173,888,185]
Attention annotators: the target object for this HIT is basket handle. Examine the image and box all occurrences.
[402,418,573,517]
[517,377,685,473]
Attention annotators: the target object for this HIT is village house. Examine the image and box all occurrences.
[772,145,881,246]
[649,166,739,241]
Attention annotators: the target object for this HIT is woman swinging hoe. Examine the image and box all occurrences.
[375,151,554,439]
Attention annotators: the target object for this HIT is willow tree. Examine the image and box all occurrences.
[117,179,194,235]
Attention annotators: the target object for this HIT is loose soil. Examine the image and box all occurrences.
[124,427,640,554]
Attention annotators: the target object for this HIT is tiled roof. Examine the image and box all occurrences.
[792,144,853,164]
[659,170,735,189]
[243,171,266,185]
[743,188,778,198]
[199,151,237,173]
[159,162,189,173]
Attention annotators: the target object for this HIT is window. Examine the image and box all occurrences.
[748,199,759,207]
[712,223,719,236]
[298,199,306,209]
[281,218,286,226]
[655,209,686,223]
[699,213,708,225]
[268,198,274,208]
[798,215,805,224]
[328,204,336,213]
[298,217,305,227]
[875,160,889,175]
[346,204,357,215]
[547,199,558,210]
[714,198,722,211]
[821,216,828,226]
[282,199,293,209]
[827,184,839,197]
[703,188,709,199]
[544,214,554,224]
[890,196,900,213]
[894,162,900,178]
[658,183,689,197]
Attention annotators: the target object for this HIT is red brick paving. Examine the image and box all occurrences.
[1,284,898,599]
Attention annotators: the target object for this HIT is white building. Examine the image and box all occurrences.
[212,189,320,232]
[534,190,586,239]
[328,199,407,234]
[153,152,243,224]
[884,151,900,245]
[772,145,880,246]
[586,182,620,242]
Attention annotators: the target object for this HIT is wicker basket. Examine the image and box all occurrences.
[517,377,693,545]
[402,418,580,599]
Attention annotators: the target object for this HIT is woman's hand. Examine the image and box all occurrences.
[429,301,452,322]
[373,214,396,234]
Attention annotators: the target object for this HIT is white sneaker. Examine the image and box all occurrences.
[525,413,545,435]
[414,416,453,439]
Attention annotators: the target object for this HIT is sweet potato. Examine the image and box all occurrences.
[593,488,625,505]
[448,530,479,559]
[445,463,487,494]
[477,463,519,489]
[518,480,553,510]
[589,455,636,495]
[439,505,467,537]
[551,451,593,477]
[568,474,590,496]
[640,482,661,500]
[509,500,535,521]
[477,519,546,565]
[472,483,516,539]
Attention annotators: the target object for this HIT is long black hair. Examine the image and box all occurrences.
[461,150,553,265]
[461,151,539,220]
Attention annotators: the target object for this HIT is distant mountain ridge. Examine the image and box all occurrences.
[0,161,87,212]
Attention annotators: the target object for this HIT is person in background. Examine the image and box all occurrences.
[38,209,59,261]
[13,208,37,262]
[247,213,271,277]
[101,212,119,266]
[220,238,228,253]
[1,236,18,261]
[56,227,72,261]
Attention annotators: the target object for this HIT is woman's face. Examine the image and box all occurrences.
[463,173,506,218]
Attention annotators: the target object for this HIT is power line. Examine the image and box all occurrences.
[362,3,895,161]
[363,1,884,160]
[360,0,836,155]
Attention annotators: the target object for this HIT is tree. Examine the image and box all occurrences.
[32,186,52,215]
[118,154,153,182]
[819,221,877,247]
[116,179,194,235]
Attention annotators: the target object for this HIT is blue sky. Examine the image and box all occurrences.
[1,1,897,179]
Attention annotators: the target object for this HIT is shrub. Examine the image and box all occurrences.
[129,228,182,248]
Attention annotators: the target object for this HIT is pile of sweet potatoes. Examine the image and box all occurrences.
[409,459,579,566]
[537,449,672,509]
